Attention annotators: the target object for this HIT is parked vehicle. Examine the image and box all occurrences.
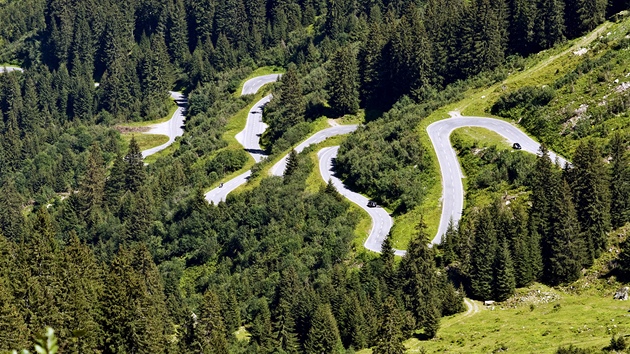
[512,142,522,150]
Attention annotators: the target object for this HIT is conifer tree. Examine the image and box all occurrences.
[509,0,536,55]
[284,149,299,178]
[359,21,385,108]
[381,233,396,290]
[373,296,405,354]
[167,0,190,66]
[58,233,102,352]
[398,219,441,338]
[273,297,299,353]
[79,143,106,222]
[196,290,229,354]
[568,139,611,263]
[213,33,236,71]
[0,180,24,241]
[124,136,146,193]
[610,133,630,228]
[251,298,273,351]
[470,208,498,300]
[494,239,516,301]
[528,145,555,279]
[104,153,127,206]
[328,46,360,116]
[0,276,28,352]
[535,0,566,49]
[544,179,582,285]
[305,303,343,354]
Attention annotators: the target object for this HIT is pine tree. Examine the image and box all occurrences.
[0,276,28,352]
[494,239,516,301]
[470,208,498,300]
[535,0,565,50]
[610,133,630,228]
[213,33,236,71]
[373,296,405,354]
[305,303,343,354]
[78,143,106,223]
[328,46,360,116]
[508,0,537,55]
[195,290,229,354]
[284,149,299,178]
[398,219,441,338]
[105,154,127,206]
[124,136,146,193]
[568,139,611,263]
[57,233,102,352]
[528,145,555,279]
[381,233,396,290]
[251,298,273,351]
[0,180,24,241]
[544,179,583,285]
[167,0,190,66]
[273,297,299,353]
[359,21,385,108]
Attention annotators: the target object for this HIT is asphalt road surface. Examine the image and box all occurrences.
[241,74,282,96]
[142,91,188,158]
[270,125,359,176]
[427,113,569,244]
[205,75,281,204]
[0,66,23,73]
[318,146,407,256]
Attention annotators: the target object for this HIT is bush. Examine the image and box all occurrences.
[491,86,555,118]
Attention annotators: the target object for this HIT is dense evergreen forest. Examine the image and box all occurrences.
[0,0,630,352]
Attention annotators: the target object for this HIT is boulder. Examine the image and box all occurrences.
[614,287,629,300]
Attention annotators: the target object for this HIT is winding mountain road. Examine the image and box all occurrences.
[0,66,23,73]
[319,146,406,256]
[241,74,282,95]
[427,113,568,244]
[270,125,358,176]
[205,75,280,204]
[316,112,568,255]
[141,91,188,158]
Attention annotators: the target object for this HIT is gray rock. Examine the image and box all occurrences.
[614,287,629,300]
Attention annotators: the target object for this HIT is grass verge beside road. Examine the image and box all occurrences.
[121,134,169,152]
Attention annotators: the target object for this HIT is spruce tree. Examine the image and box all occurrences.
[328,46,360,116]
[0,277,28,352]
[78,143,106,223]
[124,136,146,193]
[544,179,583,285]
[470,208,498,300]
[373,296,405,354]
[0,180,24,241]
[305,303,343,354]
[568,139,611,263]
[105,154,127,206]
[284,149,300,178]
[196,290,229,354]
[250,298,273,351]
[273,298,299,353]
[494,239,516,301]
[528,145,555,279]
[398,219,441,338]
[535,0,566,50]
[610,133,630,228]
[381,233,396,291]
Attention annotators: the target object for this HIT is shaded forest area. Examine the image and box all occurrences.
[0,0,630,353]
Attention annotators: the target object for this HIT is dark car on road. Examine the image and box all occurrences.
[512,142,522,150]
[367,201,377,208]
